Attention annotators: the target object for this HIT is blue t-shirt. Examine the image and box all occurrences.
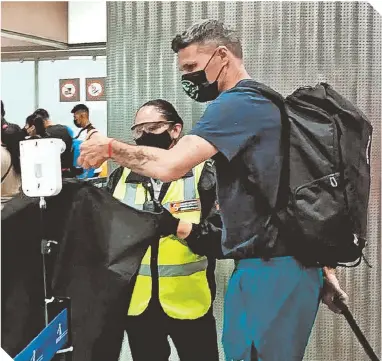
[189,79,286,259]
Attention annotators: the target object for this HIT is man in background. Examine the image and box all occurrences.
[70,104,98,177]
[70,104,105,178]
[71,104,95,140]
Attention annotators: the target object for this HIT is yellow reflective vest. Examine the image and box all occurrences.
[113,163,212,320]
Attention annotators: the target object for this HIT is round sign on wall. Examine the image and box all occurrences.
[88,82,103,97]
[59,79,80,102]
[85,77,106,101]
[62,83,76,98]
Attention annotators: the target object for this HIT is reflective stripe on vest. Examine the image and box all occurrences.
[112,163,212,320]
[122,183,143,210]
[184,174,196,200]
[138,258,208,277]
[117,171,196,210]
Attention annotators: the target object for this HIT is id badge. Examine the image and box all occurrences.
[169,199,201,214]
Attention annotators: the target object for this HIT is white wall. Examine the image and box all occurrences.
[68,1,106,44]
[1,61,35,127]
[38,58,107,135]
[1,58,107,134]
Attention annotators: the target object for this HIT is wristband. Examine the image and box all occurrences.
[108,139,115,158]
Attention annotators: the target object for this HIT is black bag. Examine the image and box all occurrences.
[240,81,373,267]
[2,181,160,361]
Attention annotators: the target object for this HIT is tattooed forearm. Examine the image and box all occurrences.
[105,134,215,182]
[110,140,173,180]
[135,148,158,168]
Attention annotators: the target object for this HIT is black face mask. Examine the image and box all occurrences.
[73,118,82,128]
[181,49,225,103]
[135,130,173,149]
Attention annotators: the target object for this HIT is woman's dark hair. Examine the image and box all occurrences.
[1,100,8,129]
[1,100,5,119]
[26,114,47,137]
[2,123,26,174]
[139,99,184,126]
[33,108,50,121]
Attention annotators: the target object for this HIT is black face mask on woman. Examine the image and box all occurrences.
[135,130,173,149]
[181,49,225,103]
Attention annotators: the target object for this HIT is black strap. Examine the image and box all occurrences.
[236,80,291,210]
[334,299,380,361]
[74,124,94,140]
[1,162,12,183]
[231,81,294,260]
[236,81,291,233]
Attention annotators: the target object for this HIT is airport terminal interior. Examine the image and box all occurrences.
[1,1,381,361]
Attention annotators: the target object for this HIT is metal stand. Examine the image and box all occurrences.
[40,197,56,326]
[39,197,73,361]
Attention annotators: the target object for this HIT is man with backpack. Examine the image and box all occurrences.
[70,104,105,179]
[79,20,368,361]
[71,104,95,140]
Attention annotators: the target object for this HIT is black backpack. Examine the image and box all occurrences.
[240,80,373,267]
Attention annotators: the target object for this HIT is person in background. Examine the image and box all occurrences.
[1,101,26,202]
[25,109,75,178]
[107,99,220,361]
[70,104,103,178]
[71,104,95,140]
[24,113,47,138]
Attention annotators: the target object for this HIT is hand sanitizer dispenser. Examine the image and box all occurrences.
[20,138,66,197]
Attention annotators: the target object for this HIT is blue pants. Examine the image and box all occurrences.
[222,257,323,361]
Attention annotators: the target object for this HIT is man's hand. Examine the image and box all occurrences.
[78,131,111,169]
[322,267,349,314]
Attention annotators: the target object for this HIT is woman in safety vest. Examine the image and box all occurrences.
[107,99,221,361]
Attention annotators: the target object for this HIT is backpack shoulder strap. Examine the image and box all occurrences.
[237,80,291,210]
[237,80,286,108]
[74,124,94,140]
[1,162,13,183]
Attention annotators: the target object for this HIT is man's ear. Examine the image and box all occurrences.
[217,46,229,66]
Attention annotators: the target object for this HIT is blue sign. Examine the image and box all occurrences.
[14,309,69,361]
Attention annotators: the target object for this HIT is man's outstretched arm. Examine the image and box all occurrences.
[78,131,217,182]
